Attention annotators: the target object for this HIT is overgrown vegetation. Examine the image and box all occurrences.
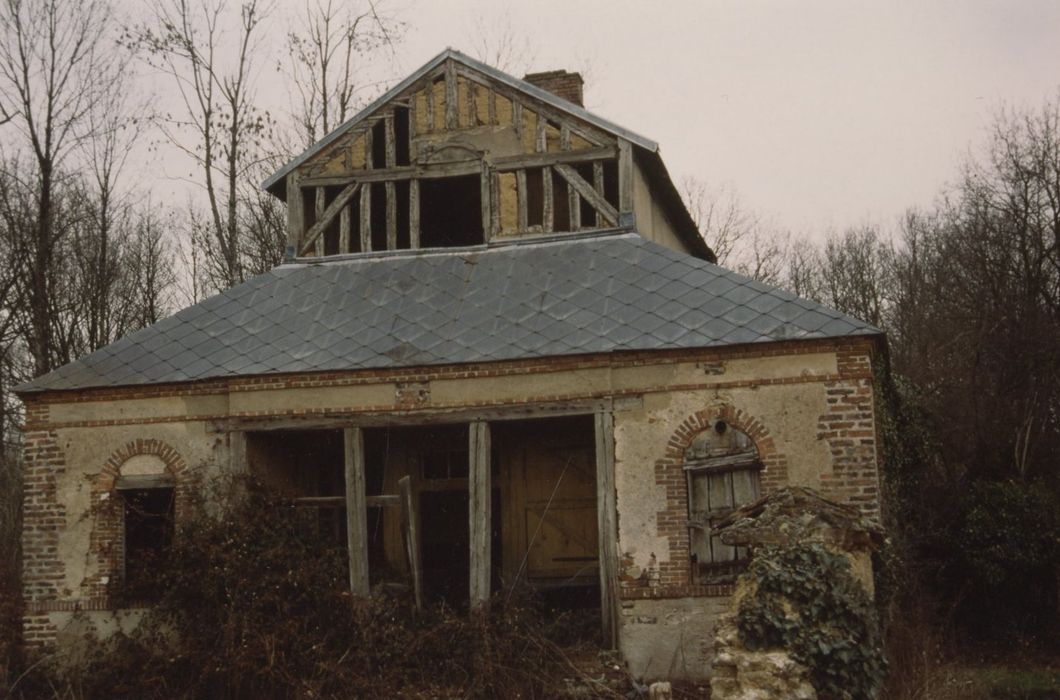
[736,543,887,700]
[9,477,617,699]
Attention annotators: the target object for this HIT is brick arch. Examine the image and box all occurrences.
[86,439,192,603]
[648,405,790,592]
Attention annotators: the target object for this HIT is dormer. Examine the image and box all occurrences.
[264,49,713,262]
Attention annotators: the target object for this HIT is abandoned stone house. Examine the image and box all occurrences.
[16,50,883,680]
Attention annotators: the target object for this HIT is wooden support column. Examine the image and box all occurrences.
[618,138,634,224]
[487,88,497,125]
[594,410,619,649]
[359,184,372,251]
[339,206,351,253]
[399,475,424,611]
[542,166,554,233]
[386,181,397,250]
[314,188,326,256]
[516,169,528,231]
[480,166,492,242]
[285,171,303,259]
[469,420,491,610]
[409,178,420,248]
[593,161,605,228]
[345,426,370,597]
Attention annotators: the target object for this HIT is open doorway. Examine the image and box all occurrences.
[419,175,484,247]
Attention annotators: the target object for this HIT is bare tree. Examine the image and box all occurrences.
[286,0,403,148]
[0,0,118,375]
[466,8,534,76]
[126,0,272,290]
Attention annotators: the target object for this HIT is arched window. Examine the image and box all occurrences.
[685,420,761,584]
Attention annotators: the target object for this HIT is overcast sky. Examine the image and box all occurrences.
[374,0,1060,238]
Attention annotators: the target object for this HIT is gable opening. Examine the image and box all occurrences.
[419,175,484,248]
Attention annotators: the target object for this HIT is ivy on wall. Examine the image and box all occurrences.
[737,543,887,700]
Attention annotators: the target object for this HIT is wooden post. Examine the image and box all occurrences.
[409,178,420,249]
[339,206,351,253]
[595,410,619,649]
[384,111,396,168]
[516,169,528,231]
[399,475,423,611]
[386,181,397,250]
[345,427,370,597]
[618,138,633,220]
[480,166,492,242]
[593,161,605,228]
[360,184,371,252]
[469,420,491,610]
[445,60,458,130]
[314,188,326,256]
[542,166,554,233]
[285,171,303,259]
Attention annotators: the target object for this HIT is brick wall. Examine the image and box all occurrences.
[523,70,584,106]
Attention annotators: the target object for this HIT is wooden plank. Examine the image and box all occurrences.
[516,169,528,231]
[513,100,523,139]
[285,171,303,259]
[345,426,370,597]
[339,206,351,253]
[386,180,397,250]
[467,76,477,125]
[360,183,371,252]
[560,124,572,151]
[399,475,424,611]
[384,110,396,168]
[469,420,492,610]
[593,161,605,228]
[445,60,458,129]
[618,138,633,214]
[228,430,247,474]
[292,494,399,508]
[409,178,420,249]
[298,183,361,257]
[595,410,619,650]
[409,90,418,138]
[542,166,554,233]
[554,163,619,227]
[365,121,374,169]
[488,88,496,125]
[535,113,547,153]
[489,172,500,238]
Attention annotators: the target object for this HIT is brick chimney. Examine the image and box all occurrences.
[523,70,584,107]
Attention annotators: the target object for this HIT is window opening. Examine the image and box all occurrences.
[525,168,544,228]
[551,168,570,231]
[685,420,761,584]
[394,107,411,166]
[371,118,386,168]
[121,486,175,600]
[370,182,387,251]
[419,175,484,247]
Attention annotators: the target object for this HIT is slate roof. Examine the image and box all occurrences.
[16,232,880,394]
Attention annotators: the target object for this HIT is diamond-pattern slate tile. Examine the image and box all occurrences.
[17,233,880,393]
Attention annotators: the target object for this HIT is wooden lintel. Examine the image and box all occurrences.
[292,494,399,508]
[469,420,491,609]
[345,427,370,597]
[554,163,618,227]
[299,182,361,257]
[594,410,619,649]
[213,397,642,433]
[298,148,617,190]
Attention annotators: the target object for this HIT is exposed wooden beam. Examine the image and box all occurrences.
[425,83,434,133]
[365,121,374,169]
[542,165,554,233]
[360,183,372,251]
[299,183,361,257]
[516,169,528,231]
[535,113,547,153]
[618,138,633,214]
[213,397,644,432]
[554,164,618,227]
[409,178,420,248]
[445,60,458,129]
[487,87,496,125]
[384,110,396,168]
[593,161,605,228]
[399,475,424,611]
[314,187,326,256]
[469,420,491,610]
[339,206,351,253]
[513,100,522,139]
[386,181,397,250]
[594,410,619,649]
[299,147,617,189]
[468,77,477,125]
[345,427,370,597]
[285,171,303,259]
